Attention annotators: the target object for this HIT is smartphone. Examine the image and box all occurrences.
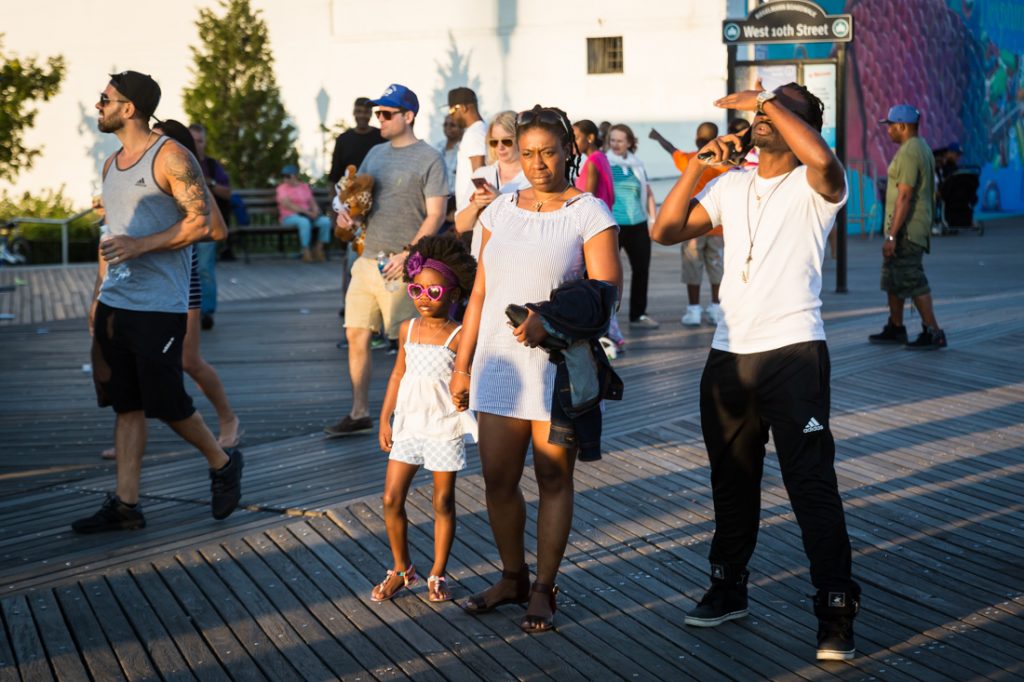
[471,177,489,189]
[697,126,753,165]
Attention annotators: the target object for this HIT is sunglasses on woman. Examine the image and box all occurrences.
[488,138,514,148]
[407,283,450,301]
[375,109,407,121]
[515,108,571,135]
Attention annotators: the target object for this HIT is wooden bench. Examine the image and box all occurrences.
[232,187,333,263]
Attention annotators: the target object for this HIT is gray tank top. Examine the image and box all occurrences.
[99,136,191,313]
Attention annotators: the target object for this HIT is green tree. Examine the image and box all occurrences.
[0,36,66,183]
[182,0,298,187]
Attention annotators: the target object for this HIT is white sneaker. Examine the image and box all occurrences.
[681,305,702,326]
[704,303,723,325]
[630,314,660,329]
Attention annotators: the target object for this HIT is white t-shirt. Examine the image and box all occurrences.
[455,120,487,212]
[696,165,847,354]
[469,162,529,258]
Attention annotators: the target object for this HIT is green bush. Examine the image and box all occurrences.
[0,187,100,240]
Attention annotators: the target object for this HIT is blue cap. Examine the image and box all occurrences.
[947,142,962,154]
[281,164,298,176]
[371,83,419,115]
[880,104,920,125]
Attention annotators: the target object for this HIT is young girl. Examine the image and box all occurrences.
[373,236,478,603]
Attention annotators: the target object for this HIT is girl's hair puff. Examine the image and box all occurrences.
[404,235,477,296]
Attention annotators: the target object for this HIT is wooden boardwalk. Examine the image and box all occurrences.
[1,221,1023,679]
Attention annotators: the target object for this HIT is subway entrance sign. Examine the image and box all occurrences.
[723,0,853,45]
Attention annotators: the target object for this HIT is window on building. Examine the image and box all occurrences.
[587,36,623,75]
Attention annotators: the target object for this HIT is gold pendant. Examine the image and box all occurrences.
[742,255,752,283]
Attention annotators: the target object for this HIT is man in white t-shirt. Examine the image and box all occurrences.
[653,81,860,663]
[447,87,487,211]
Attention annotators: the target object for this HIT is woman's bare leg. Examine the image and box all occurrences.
[182,309,239,446]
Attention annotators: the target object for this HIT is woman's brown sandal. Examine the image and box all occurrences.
[370,564,417,602]
[520,582,558,633]
[427,575,452,603]
[462,563,530,614]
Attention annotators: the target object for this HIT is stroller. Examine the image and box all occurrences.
[936,166,984,235]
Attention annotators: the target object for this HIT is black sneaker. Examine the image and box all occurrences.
[323,415,373,437]
[71,494,146,534]
[905,325,947,350]
[684,568,749,627]
[814,589,859,661]
[210,448,244,519]
[868,320,907,344]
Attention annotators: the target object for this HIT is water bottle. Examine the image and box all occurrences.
[100,233,131,281]
[376,251,399,292]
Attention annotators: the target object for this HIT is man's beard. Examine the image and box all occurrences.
[752,129,790,153]
[97,114,123,134]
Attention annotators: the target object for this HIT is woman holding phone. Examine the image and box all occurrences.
[454,110,528,258]
[450,105,621,633]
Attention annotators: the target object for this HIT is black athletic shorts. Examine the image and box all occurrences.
[91,301,195,421]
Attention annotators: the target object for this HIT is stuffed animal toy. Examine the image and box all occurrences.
[333,164,374,255]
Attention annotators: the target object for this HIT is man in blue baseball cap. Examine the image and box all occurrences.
[326,83,449,437]
[869,103,947,349]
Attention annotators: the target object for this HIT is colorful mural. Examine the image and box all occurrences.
[845,0,1023,212]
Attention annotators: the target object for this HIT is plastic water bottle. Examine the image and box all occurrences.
[101,233,131,282]
[376,251,399,292]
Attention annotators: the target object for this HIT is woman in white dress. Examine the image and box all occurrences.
[454,110,530,258]
[451,106,622,632]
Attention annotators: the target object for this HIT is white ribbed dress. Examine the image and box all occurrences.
[470,192,617,421]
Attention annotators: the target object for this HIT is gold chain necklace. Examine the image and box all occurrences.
[531,183,571,212]
[742,169,794,284]
[416,318,452,346]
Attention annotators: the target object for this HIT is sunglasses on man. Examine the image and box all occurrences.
[375,109,407,121]
[98,93,130,107]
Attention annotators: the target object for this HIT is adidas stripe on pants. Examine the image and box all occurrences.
[698,340,858,593]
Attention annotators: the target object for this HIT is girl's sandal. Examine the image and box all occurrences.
[370,564,417,602]
[427,575,452,603]
[520,582,558,633]
[462,563,530,614]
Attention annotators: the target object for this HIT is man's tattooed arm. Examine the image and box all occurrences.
[129,141,218,255]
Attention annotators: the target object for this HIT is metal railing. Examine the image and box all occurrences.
[7,209,95,266]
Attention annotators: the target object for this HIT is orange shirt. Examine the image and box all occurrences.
[673,150,728,236]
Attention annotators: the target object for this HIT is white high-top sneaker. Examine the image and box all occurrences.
[705,303,723,324]
[681,305,702,326]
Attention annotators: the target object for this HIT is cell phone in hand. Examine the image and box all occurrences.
[697,126,753,165]
[471,177,489,190]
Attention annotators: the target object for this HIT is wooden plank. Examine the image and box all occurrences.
[1,595,52,681]
[53,584,125,682]
[127,564,231,682]
[173,549,301,681]
[148,556,267,682]
[25,591,89,682]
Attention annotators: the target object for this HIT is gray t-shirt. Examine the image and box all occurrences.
[359,140,449,256]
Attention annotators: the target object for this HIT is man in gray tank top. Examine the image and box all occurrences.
[75,70,244,534]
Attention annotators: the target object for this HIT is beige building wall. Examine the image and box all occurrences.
[3,0,729,204]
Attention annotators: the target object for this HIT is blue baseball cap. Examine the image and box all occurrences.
[947,142,963,154]
[281,164,298,176]
[880,104,920,125]
[371,83,419,115]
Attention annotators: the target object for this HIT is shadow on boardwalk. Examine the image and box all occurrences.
[0,221,1023,679]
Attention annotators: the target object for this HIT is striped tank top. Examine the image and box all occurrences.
[99,136,191,313]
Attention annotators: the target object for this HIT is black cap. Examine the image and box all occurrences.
[447,87,477,107]
[109,71,161,120]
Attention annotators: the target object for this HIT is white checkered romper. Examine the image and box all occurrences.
[389,320,477,472]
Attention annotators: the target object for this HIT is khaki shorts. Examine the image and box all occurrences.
[344,257,417,339]
[681,235,724,285]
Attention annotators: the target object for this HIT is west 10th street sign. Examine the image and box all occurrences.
[723,0,854,45]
